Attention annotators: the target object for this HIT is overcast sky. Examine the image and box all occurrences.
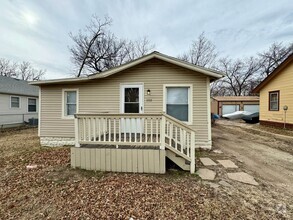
[1,0,293,79]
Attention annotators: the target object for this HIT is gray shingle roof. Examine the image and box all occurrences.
[0,76,39,97]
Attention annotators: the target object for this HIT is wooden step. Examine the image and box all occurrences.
[166,150,190,171]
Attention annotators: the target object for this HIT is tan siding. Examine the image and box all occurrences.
[259,61,293,124]
[71,147,166,173]
[40,59,210,144]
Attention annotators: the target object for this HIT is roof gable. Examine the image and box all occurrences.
[30,51,224,86]
[253,53,293,93]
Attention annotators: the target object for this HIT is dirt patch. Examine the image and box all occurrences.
[213,120,293,189]
[0,128,292,219]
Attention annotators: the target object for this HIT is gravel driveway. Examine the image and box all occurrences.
[212,120,293,193]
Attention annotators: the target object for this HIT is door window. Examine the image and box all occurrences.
[124,88,140,113]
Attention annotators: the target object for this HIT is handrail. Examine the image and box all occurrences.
[75,113,163,118]
[162,113,196,133]
[74,112,196,173]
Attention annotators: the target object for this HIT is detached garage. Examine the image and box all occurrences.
[211,96,259,116]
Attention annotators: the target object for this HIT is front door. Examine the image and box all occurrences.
[120,84,143,133]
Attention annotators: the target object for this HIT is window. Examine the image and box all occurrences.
[269,91,279,111]
[11,96,20,108]
[28,98,37,112]
[165,86,191,122]
[63,90,78,117]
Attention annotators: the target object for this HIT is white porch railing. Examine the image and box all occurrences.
[74,113,195,173]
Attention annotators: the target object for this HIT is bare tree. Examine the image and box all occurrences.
[0,58,45,81]
[215,57,261,96]
[178,32,218,68]
[18,61,45,81]
[69,15,155,77]
[124,37,155,61]
[0,58,18,77]
[259,42,293,77]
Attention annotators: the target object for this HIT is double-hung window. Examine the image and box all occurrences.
[269,91,279,111]
[165,85,191,123]
[11,96,20,108]
[63,90,78,117]
[28,98,37,112]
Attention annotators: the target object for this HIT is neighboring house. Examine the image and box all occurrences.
[211,96,259,116]
[253,53,293,129]
[31,51,224,173]
[0,76,39,128]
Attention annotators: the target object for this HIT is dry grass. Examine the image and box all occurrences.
[0,128,291,219]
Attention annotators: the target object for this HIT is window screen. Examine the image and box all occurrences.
[11,96,20,108]
[65,91,77,116]
[28,98,37,112]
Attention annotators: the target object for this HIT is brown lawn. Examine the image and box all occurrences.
[0,128,291,219]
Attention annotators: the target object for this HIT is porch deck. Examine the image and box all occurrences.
[72,113,196,173]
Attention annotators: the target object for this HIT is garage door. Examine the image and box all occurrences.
[222,105,239,115]
[244,104,259,113]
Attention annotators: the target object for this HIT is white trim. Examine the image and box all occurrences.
[27,97,37,113]
[207,78,212,146]
[10,95,21,109]
[38,88,41,136]
[62,88,79,119]
[163,84,193,125]
[120,83,144,114]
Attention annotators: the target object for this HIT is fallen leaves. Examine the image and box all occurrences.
[0,128,292,219]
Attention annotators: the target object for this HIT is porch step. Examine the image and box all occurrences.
[166,149,190,171]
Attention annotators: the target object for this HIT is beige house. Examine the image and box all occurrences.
[31,52,223,173]
[253,53,293,129]
[211,96,259,116]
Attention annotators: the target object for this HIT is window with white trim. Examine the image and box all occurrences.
[11,96,20,108]
[64,90,77,116]
[28,98,37,112]
[166,86,190,122]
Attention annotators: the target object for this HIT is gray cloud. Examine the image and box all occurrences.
[0,0,292,79]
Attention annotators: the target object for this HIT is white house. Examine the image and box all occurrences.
[0,76,39,128]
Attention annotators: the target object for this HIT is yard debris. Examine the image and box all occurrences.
[26,165,38,169]
[213,149,223,154]
[0,128,292,219]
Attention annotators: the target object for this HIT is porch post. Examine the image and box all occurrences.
[74,116,80,147]
[160,114,166,150]
[190,131,195,174]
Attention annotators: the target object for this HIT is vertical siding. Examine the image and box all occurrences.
[40,59,210,144]
[71,147,166,174]
[259,61,293,124]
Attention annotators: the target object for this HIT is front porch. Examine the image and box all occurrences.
[71,113,196,173]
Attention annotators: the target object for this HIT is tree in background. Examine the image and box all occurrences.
[0,58,45,81]
[216,57,261,96]
[178,32,218,68]
[258,42,293,77]
[69,15,155,77]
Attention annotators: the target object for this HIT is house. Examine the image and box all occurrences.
[211,96,259,116]
[31,51,224,173]
[253,53,293,129]
[0,76,39,128]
